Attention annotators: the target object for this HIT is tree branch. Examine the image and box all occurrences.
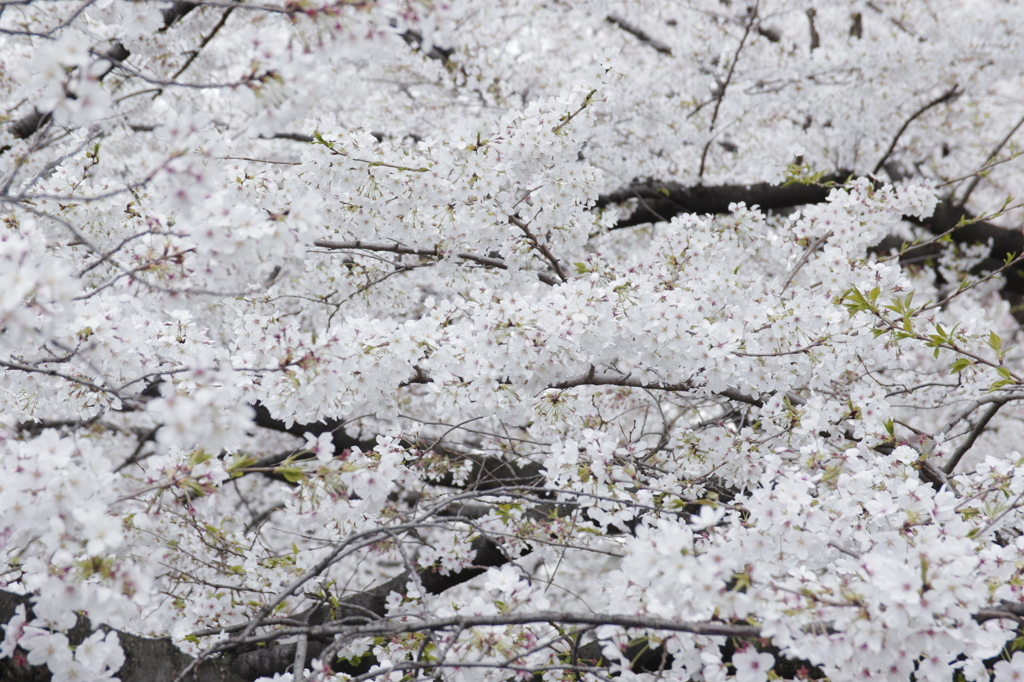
[0,590,247,682]
[698,6,758,178]
[314,239,559,286]
[957,111,1024,208]
[601,176,1024,324]
[507,216,568,282]
[268,611,762,646]
[872,84,961,175]
[605,14,672,55]
[7,2,196,141]
[597,171,850,229]
[169,6,236,81]
[942,399,1007,475]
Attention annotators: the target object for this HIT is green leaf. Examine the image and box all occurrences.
[950,358,973,374]
[227,454,258,475]
[312,130,334,149]
[189,449,212,466]
[277,466,306,484]
[180,479,207,497]
[495,502,523,523]
[988,379,1014,393]
[989,331,1002,353]
[841,287,877,315]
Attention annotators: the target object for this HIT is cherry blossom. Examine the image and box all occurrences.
[732,649,776,682]
[2,1,1024,681]
[996,653,1024,682]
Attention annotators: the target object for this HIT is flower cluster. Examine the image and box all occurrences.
[2,1,1024,681]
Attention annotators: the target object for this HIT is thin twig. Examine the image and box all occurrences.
[552,89,597,134]
[0,360,119,398]
[937,152,1024,189]
[974,490,1024,538]
[108,55,265,89]
[942,400,1007,475]
[171,6,236,81]
[507,216,568,282]
[779,231,832,294]
[313,239,558,286]
[957,111,1024,208]
[698,5,757,178]
[872,84,961,175]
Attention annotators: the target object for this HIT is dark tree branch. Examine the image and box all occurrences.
[250,401,375,454]
[170,6,236,81]
[758,24,782,42]
[276,611,762,646]
[918,458,952,492]
[910,199,1024,321]
[399,28,454,63]
[849,12,863,38]
[507,216,568,282]
[0,359,120,398]
[552,371,695,393]
[806,8,820,50]
[227,532,515,679]
[943,399,1007,475]
[9,108,51,142]
[265,132,315,142]
[161,1,199,31]
[8,40,129,141]
[597,171,850,229]
[0,590,247,682]
[605,14,673,55]
[601,173,1024,322]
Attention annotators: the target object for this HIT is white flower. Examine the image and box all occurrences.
[0,605,26,658]
[963,658,990,682]
[483,565,522,594]
[74,506,124,556]
[690,505,726,530]
[995,653,1024,682]
[19,628,72,669]
[304,432,335,463]
[762,162,787,185]
[732,649,775,682]
[385,591,404,613]
[74,630,123,674]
